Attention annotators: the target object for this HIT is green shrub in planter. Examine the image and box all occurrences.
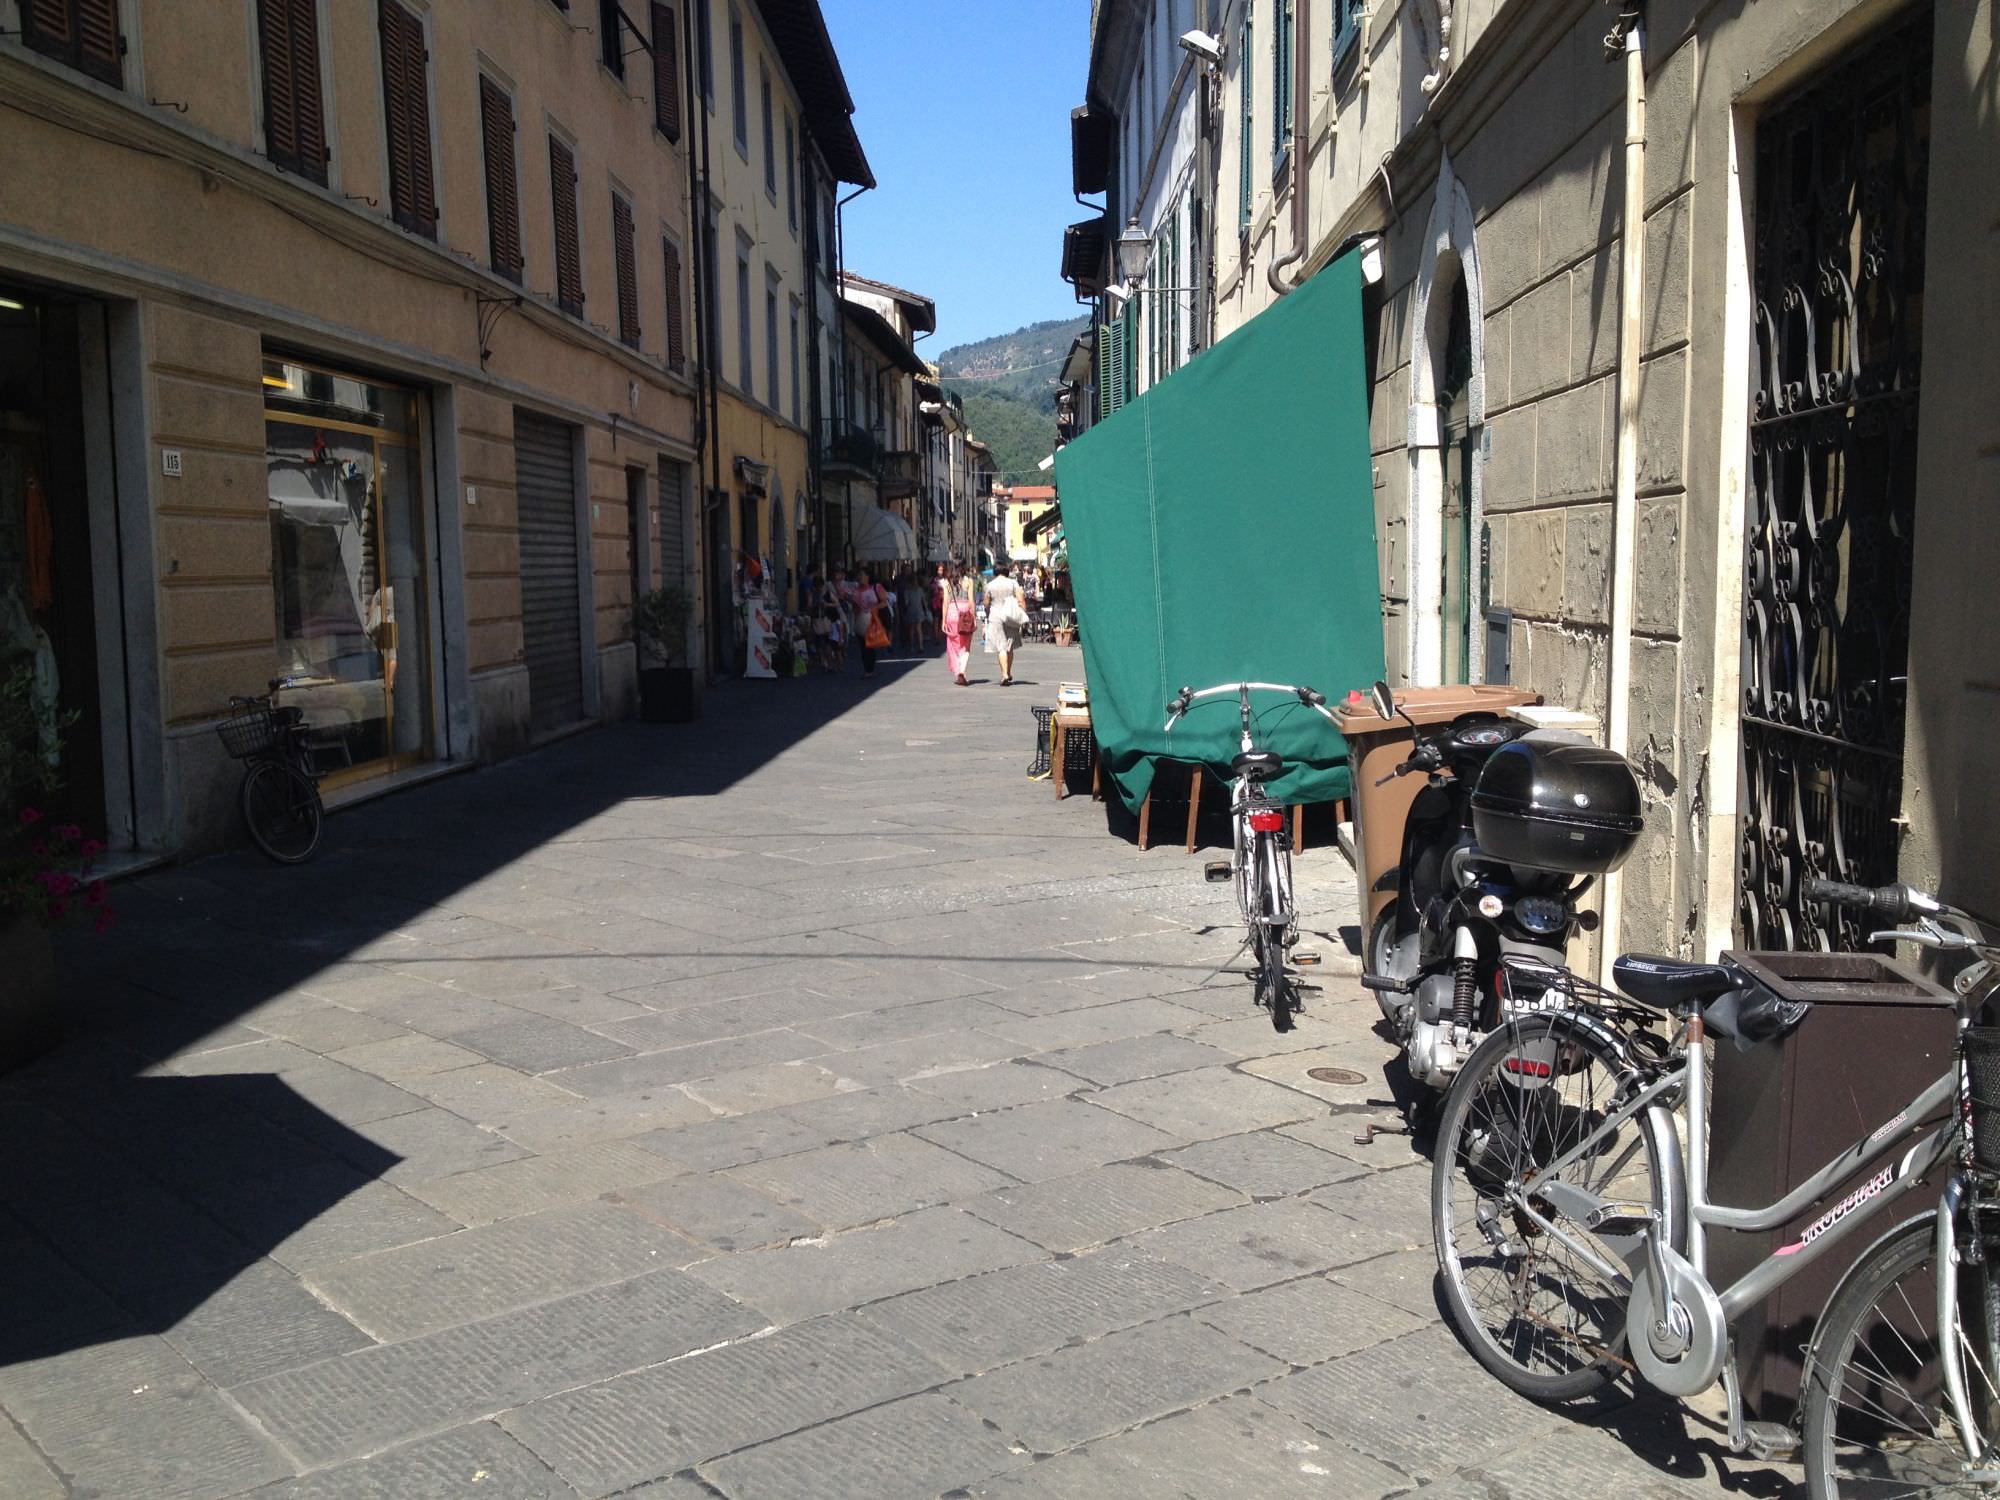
[634,584,700,723]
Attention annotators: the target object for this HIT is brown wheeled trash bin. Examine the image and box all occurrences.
[1333,684,1538,971]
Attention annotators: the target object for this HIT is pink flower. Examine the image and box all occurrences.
[48,899,67,918]
[30,841,47,857]
[85,881,106,906]
[54,824,80,841]
[17,807,41,826]
[80,840,104,857]
[93,913,112,934]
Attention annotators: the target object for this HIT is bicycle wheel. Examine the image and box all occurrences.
[242,760,323,864]
[1802,1206,2000,1497]
[1432,1010,1685,1403]
[1257,918,1296,1032]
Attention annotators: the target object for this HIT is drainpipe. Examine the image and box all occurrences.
[1599,3,1646,986]
[1267,0,1311,294]
[679,0,723,677]
[833,182,870,566]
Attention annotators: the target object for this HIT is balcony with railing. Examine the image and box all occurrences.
[880,449,922,499]
[821,420,882,479]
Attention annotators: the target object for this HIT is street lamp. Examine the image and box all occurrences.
[1115,216,1153,285]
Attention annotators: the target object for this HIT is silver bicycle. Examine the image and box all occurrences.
[1164,681,1336,1032]
[1431,877,2000,1495]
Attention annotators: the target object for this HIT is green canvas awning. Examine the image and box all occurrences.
[1052,251,1385,814]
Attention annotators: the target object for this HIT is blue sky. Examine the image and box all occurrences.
[819,0,1091,353]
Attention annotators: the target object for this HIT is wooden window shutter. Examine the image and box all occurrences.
[258,0,328,185]
[663,237,686,372]
[479,77,522,281]
[378,0,437,238]
[550,138,584,315]
[613,196,639,347]
[651,4,681,141]
[24,0,124,87]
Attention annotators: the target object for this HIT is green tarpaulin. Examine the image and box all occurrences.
[1053,251,1386,814]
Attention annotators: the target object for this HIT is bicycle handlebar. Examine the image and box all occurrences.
[1164,681,1336,733]
[1802,879,1937,924]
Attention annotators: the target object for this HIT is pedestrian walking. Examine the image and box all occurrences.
[941,557,978,686]
[901,570,928,652]
[854,567,890,678]
[983,559,1029,686]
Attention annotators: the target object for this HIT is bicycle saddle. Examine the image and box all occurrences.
[1232,750,1284,781]
[1612,954,1739,1011]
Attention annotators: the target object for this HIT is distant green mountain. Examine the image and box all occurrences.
[939,314,1090,482]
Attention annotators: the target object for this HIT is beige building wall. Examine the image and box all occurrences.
[0,0,698,853]
[1203,0,1990,954]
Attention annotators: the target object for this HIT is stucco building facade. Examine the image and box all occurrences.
[1068,0,1998,958]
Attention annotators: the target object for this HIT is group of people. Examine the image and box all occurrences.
[801,557,1036,686]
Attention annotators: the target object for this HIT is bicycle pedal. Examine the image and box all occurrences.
[1739,1422,1798,1462]
[1203,862,1233,883]
[1582,1202,1659,1237]
[1293,951,1321,967]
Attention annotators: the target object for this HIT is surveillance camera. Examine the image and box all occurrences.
[1179,29,1223,66]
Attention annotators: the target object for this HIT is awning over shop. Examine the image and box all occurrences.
[849,502,917,562]
[1051,250,1385,814]
[1023,504,1063,541]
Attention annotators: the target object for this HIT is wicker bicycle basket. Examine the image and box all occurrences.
[1962,1028,2000,1172]
[215,708,276,760]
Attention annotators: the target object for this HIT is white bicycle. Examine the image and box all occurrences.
[1165,681,1337,1032]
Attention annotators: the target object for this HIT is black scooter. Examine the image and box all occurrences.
[1358,680,1643,1094]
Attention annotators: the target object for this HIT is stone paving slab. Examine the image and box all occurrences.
[1193,1272,1428,1367]
[406,1138,682,1226]
[1085,1066,1326,1141]
[305,1198,695,1340]
[0,1335,293,1500]
[914,1097,1183,1182]
[698,1392,1028,1500]
[1040,1031,1240,1086]
[613,1173,815,1253]
[242,1422,579,1499]
[857,1248,1231,1375]
[498,1315,947,1496]
[726,1130,1016,1228]
[1161,1128,1368,1200]
[969,1395,1411,1498]
[1130,1198,1389,1291]
[451,1016,636,1073]
[961,1159,1246,1252]
[943,1314,1284,1453]
[234,1268,762,1467]
[685,1206,1042,1322]
[136,1258,375,1387]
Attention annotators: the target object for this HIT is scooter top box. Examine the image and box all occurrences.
[1469,734,1644,874]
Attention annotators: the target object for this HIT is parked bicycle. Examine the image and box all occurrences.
[216,683,325,864]
[1164,681,1336,1032]
[1430,877,2000,1496]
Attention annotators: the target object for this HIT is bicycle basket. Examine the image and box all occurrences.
[215,709,276,760]
[1962,1028,2000,1172]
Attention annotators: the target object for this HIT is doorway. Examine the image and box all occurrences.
[1437,282,1474,685]
[0,289,106,836]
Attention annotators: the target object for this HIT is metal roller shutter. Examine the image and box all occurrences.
[658,459,689,587]
[514,410,584,733]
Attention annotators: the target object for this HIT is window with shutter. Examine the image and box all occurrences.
[1099,308,1125,420]
[760,65,775,196]
[550,137,584,316]
[598,0,624,76]
[613,194,639,348]
[257,0,328,184]
[784,117,796,233]
[1238,9,1254,235]
[663,236,687,371]
[23,0,124,87]
[651,4,681,141]
[1272,0,1293,172]
[378,0,437,239]
[764,279,778,408]
[480,77,522,282]
[728,6,746,155]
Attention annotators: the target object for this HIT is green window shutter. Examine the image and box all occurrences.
[1168,210,1181,371]
[1238,10,1254,235]
[1099,309,1125,419]
[1273,0,1293,170]
[1124,305,1138,406]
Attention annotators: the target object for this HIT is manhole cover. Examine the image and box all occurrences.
[1306,1067,1368,1086]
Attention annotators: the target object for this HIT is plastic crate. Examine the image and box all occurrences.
[1028,705,1055,777]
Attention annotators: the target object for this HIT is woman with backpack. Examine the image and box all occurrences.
[940,555,979,686]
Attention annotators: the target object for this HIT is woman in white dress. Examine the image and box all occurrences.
[983,560,1029,686]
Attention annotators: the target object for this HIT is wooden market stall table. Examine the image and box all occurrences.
[1049,705,1100,801]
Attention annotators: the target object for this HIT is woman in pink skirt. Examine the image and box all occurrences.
[941,556,979,686]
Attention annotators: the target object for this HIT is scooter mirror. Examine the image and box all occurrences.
[1369,680,1396,722]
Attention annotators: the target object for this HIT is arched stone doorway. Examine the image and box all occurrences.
[1405,151,1487,686]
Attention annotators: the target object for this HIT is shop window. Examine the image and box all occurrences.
[651,3,681,141]
[550,135,584,316]
[612,192,639,347]
[479,77,523,282]
[378,0,438,239]
[257,0,329,184]
[662,234,687,371]
[20,0,123,88]
[261,357,433,779]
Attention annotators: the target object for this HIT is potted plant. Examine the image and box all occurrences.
[634,583,701,723]
[0,665,110,1073]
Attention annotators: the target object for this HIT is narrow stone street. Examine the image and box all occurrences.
[3,649,1790,1499]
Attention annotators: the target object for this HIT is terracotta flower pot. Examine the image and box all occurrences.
[0,910,60,1075]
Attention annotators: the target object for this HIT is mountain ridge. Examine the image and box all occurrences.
[939,314,1090,483]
